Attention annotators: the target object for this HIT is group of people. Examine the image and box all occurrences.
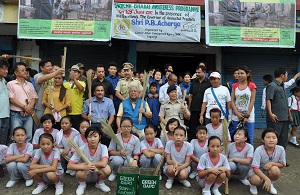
[0,58,297,195]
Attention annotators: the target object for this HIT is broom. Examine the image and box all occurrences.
[86,70,93,125]
[66,137,99,172]
[222,118,229,195]
[61,47,67,77]
[0,55,41,61]
[138,71,150,123]
[160,122,169,143]
[99,119,132,167]
[153,150,165,176]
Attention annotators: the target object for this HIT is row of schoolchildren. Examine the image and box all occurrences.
[1,109,286,195]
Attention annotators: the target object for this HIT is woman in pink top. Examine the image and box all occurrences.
[231,66,257,145]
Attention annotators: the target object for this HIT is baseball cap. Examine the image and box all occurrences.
[76,63,85,69]
[69,65,80,71]
[209,72,221,79]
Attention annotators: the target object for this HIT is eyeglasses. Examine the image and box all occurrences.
[121,126,132,129]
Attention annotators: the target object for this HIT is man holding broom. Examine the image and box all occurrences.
[81,83,115,146]
[116,85,152,140]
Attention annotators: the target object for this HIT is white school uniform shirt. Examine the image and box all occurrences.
[55,128,79,150]
[251,145,286,170]
[227,142,254,160]
[140,138,164,153]
[190,138,208,159]
[165,140,193,165]
[32,128,59,147]
[71,134,88,153]
[288,95,300,111]
[108,133,141,158]
[69,143,109,164]
[160,134,173,147]
[232,82,257,122]
[197,152,231,172]
[6,143,33,165]
[203,86,231,119]
[206,123,231,145]
[33,148,64,175]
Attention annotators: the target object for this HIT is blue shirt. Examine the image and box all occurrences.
[105,75,119,89]
[180,82,191,95]
[82,96,115,123]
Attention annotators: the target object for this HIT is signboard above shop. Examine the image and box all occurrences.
[205,0,296,48]
[111,2,201,42]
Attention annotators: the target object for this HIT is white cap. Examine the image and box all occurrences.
[209,72,221,79]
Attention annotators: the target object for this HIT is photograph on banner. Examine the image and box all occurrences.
[111,3,201,42]
[18,0,113,41]
[205,0,295,47]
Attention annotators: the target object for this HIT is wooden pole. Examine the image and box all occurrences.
[222,118,229,195]
[138,71,150,123]
[61,47,67,76]
[0,55,41,61]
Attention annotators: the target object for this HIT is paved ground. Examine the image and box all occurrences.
[0,129,299,195]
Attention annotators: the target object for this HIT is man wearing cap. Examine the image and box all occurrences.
[159,85,190,126]
[200,71,231,125]
[115,62,143,100]
[34,59,65,121]
[63,65,85,131]
[116,85,152,140]
[77,63,88,101]
[92,64,114,100]
[159,73,182,103]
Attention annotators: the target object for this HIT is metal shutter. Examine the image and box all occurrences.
[223,52,297,128]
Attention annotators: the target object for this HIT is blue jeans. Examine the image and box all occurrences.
[10,111,33,143]
[0,117,9,145]
[232,121,255,146]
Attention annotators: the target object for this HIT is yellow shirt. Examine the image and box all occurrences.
[42,87,71,117]
[63,81,86,115]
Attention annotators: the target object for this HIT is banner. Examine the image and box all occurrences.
[111,3,201,42]
[18,0,112,41]
[205,0,296,48]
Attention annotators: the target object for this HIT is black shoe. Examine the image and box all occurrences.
[286,163,289,167]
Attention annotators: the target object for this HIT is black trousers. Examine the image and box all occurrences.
[188,111,201,142]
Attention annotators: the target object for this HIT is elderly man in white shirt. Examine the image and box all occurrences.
[159,73,182,103]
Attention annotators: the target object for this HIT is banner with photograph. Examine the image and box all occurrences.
[205,0,296,48]
[111,3,201,42]
[18,0,112,41]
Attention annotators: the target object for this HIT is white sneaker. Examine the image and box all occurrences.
[165,179,174,189]
[250,185,258,195]
[202,190,212,195]
[270,184,277,195]
[189,171,198,179]
[180,179,191,187]
[32,183,48,194]
[26,179,34,187]
[55,184,64,195]
[240,178,250,186]
[159,175,162,181]
[108,173,117,182]
[212,189,222,195]
[76,184,86,195]
[69,170,76,176]
[66,169,72,174]
[6,180,19,188]
[95,182,111,192]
